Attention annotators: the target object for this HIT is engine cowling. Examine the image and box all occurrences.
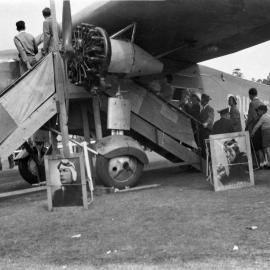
[68,24,163,88]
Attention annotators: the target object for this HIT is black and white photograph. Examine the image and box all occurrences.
[45,154,88,209]
[2,0,270,269]
[209,131,254,191]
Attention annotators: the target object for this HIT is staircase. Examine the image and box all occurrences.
[105,79,202,170]
[0,54,57,160]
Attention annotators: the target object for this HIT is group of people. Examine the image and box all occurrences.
[183,92,242,158]
[13,7,54,74]
[184,86,270,169]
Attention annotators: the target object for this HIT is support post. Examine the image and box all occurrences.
[92,96,103,140]
[50,0,70,157]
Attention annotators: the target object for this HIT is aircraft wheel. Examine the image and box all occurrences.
[18,157,45,185]
[96,155,143,189]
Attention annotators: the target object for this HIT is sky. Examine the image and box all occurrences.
[1,0,270,81]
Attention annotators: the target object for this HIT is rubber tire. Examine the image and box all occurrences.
[18,157,45,185]
[96,155,143,189]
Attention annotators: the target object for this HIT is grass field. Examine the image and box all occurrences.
[1,167,270,269]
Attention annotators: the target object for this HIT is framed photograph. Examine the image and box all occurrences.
[209,131,254,192]
[45,153,88,210]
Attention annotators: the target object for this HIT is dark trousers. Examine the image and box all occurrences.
[199,127,211,159]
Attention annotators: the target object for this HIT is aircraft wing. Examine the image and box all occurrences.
[72,0,270,63]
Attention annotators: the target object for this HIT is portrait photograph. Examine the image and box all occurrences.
[209,131,254,191]
[45,154,88,210]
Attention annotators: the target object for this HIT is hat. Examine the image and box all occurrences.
[57,159,77,181]
[224,139,238,148]
[191,92,201,101]
[201,93,211,101]
[228,95,237,104]
[217,107,229,115]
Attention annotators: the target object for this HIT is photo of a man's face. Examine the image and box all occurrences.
[212,136,250,187]
[224,139,238,164]
[59,167,72,184]
[57,159,77,185]
[209,132,254,191]
[46,158,83,207]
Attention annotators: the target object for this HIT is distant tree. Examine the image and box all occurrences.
[256,73,270,85]
[232,68,243,78]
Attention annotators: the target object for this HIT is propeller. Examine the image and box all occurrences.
[62,0,74,56]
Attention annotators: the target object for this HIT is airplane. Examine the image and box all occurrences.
[1,0,270,189]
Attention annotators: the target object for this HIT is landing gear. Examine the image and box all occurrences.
[18,156,45,185]
[94,135,148,189]
[96,155,143,189]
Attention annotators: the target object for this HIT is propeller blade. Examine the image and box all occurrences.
[62,0,74,55]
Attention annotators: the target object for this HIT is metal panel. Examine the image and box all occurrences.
[107,97,131,130]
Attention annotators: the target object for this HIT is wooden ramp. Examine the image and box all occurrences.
[0,54,57,160]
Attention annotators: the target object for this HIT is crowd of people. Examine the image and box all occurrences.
[181,87,270,168]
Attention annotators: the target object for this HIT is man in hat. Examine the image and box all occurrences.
[212,107,234,135]
[199,93,214,158]
[52,159,83,207]
[217,139,249,185]
[14,20,38,74]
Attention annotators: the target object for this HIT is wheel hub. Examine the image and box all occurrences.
[108,156,138,183]
[28,158,38,177]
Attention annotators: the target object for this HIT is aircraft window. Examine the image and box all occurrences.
[172,87,187,100]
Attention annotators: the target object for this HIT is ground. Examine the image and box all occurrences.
[1,166,270,269]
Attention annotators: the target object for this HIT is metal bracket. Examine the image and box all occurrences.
[110,22,137,43]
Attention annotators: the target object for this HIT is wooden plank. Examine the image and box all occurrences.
[0,96,57,159]
[0,186,46,199]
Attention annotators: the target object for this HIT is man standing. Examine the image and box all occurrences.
[41,7,53,56]
[246,88,264,133]
[199,93,214,158]
[14,20,38,74]
[246,87,265,167]
[212,108,234,135]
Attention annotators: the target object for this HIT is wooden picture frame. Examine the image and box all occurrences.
[209,131,254,192]
[45,153,88,211]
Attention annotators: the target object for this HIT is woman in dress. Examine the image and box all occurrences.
[251,105,270,168]
[228,95,242,132]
